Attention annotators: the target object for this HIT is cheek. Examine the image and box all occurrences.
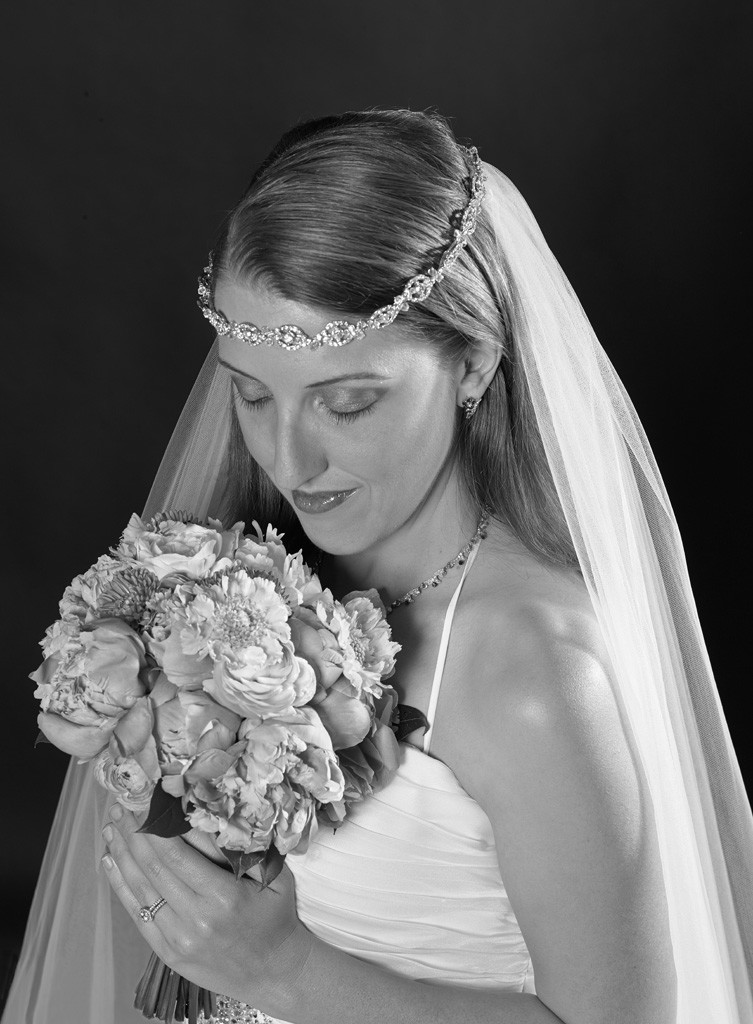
[237,413,274,471]
[359,387,457,488]
[233,384,456,492]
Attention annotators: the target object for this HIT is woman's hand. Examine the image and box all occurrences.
[101,803,310,1008]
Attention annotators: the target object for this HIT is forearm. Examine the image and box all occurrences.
[263,924,564,1024]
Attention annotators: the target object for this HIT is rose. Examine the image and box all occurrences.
[115,513,229,581]
[90,694,161,809]
[33,619,148,760]
[92,743,159,812]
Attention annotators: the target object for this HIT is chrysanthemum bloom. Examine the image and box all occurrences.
[59,554,159,625]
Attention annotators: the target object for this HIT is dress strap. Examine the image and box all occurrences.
[422,540,481,755]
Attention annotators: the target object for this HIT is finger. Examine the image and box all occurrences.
[138,827,238,899]
[103,816,193,922]
[37,711,116,759]
[101,849,174,961]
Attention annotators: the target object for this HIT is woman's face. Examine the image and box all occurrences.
[215,277,463,556]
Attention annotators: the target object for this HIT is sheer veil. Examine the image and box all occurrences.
[4,160,752,1023]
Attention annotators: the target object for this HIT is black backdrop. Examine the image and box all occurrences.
[2,0,750,989]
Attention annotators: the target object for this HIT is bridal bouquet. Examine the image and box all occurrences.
[32,511,402,1024]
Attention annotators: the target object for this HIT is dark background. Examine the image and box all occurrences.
[2,0,750,998]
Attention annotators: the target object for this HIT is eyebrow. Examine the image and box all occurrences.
[218,357,389,389]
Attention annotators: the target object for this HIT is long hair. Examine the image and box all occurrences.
[214,107,579,571]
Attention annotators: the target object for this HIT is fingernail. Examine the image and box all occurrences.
[102,854,114,870]
[103,824,113,843]
[111,803,124,821]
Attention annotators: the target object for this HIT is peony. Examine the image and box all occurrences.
[290,598,401,749]
[181,707,343,856]
[115,513,228,581]
[319,687,400,825]
[270,783,318,855]
[288,606,343,689]
[167,569,315,716]
[39,617,82,660]
[33,510,402,896]
[309,679,373,749]
[204,650,316,720]
[234,521,324,608]
[317,590,401,697]
[154,688,242,768]
[32,618,148,730]
[110,694,156,758]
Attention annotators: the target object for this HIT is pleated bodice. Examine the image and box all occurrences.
[286,741,536,993]
[228,541,535,1023]
[286,541,535,996]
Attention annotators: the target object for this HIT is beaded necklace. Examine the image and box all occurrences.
[386,508,490,615]
[312,508,490,617]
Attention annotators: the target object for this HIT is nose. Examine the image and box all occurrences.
[272,409,328,491]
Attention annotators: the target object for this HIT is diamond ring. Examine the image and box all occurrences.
[138,897,167,923]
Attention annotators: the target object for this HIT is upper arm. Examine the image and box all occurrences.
[465,605,676,1024]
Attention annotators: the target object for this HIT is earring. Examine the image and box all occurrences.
[462,395,481,419]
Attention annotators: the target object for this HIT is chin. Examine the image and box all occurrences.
[298,514,376,558]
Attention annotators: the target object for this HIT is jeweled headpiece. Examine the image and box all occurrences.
[196,145,486,351]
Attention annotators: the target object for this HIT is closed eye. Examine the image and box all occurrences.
[324,404,376,424]
[233,389,271,412]
[232,384,377,425]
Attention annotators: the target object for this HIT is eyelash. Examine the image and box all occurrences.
[233,389,376,425]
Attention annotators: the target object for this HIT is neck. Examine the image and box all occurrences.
[322,467,481,606]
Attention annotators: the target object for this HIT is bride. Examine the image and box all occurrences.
[5,107,752,1023]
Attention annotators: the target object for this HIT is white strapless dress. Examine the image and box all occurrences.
[222,545,535,1024]
[288,740,536,991]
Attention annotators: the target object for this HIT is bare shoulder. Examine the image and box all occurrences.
[451,525,624,785]
[444,526,676,1021]
[458,521,612,715]
[458,542,633,809]
[440,523,628,805]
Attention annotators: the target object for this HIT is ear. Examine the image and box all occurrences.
[456,340,503,409]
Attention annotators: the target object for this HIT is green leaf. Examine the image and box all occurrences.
[136,782,191,838]
[34,730,52,747]
[220,847,265,880]
[259,845,286,888]
[393,703,430,742]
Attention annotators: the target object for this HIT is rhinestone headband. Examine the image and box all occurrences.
[196,145,486,351]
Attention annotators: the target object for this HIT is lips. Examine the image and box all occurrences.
[292,488,358,515]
